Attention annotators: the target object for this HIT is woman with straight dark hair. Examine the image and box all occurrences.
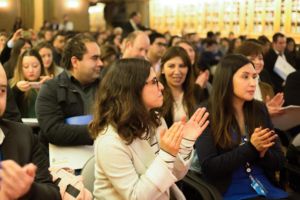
[159,46,197,127]
[235,40,284,117]
[89,58,209,200]
[195,54,290,199]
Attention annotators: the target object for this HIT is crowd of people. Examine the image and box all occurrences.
[0,11,299,200]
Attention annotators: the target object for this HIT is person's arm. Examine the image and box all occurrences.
[94,134,178,200]
[195,127,259,179]
[19,134,61,200]
[36,80,93,146]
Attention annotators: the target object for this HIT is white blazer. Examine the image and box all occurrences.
[93,120,191,200]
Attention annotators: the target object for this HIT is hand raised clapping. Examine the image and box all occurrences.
[250,127,277,157]
[181,107,209,141]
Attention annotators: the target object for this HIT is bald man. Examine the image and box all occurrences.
[122,31,150,59]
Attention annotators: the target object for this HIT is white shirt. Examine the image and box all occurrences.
[0,127,5,145]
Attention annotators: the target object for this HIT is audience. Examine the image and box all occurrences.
[9,49,50,118]
[51,32,66,66]
[264,33,296,93]
[122,31,150,59]
[195,54,293,199]
[235,40,285,117]
[159,46,197,127]
[3,38,32,79]
[36,33,103,149]
[34,41,64,77]
[0,62,61,200]
[89,58,209,199]
[147,32,167,74]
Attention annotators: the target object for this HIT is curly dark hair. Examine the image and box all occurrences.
[89,58,161,144]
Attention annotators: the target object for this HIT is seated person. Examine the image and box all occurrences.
[36,33,103,147]
[196,54,292,199]
[0,62,61,200]
[9,49,51,118]
[89,58,209,199]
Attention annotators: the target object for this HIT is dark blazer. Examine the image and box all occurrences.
[3,85,22,122]
[0,43,12,65]
[195,101,285,194]
[264,48,295,93]
[122,21,147,37]
[0,119,61,200]
[36,71,94,146]
[284,70,300,106]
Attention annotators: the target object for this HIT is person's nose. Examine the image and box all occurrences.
[97,58,103,68]
[158,81,164,91]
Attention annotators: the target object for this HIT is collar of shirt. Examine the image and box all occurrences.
[0,127,5,145]
[129,19,139,31]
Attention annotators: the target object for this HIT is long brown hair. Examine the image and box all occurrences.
[89,58,161,144]
[34,42,58,76]
[209,54,265,149]
[159,46,196,126]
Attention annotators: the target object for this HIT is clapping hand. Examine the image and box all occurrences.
[250,127,277,158]
[266,93,285,117]
[159,122,184,156]
[181,108,209,141]
[0,160,36,200]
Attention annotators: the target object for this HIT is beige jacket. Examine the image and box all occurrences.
[93,121,191,200]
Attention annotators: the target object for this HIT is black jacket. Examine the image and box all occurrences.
[0,119,61,200]
[284,70,300,106]
[264,48,295,93]
[36,71,95,146]
[195,102,285,194]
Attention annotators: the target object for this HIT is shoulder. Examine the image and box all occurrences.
[1,119,32,142]
[286,71,300,82]
[40,71,68,91]
[94,125,132,160]
[54,66,64,76]
[1,119,31,132]
[95,125,123,148]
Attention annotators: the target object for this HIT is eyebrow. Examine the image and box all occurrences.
[0,84,7,88]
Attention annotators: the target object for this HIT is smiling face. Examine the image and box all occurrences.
[232,63,257,104]
[162,56,188,89]
[142,68,164,110]
[247,53,264,74]
[72,42,103,85]
[22,56,42,81]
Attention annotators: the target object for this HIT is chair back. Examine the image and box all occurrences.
[81,156,95,194]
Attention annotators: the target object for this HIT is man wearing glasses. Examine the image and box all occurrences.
[147,32,168,74]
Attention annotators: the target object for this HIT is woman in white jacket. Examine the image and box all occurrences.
[89,58,209,200]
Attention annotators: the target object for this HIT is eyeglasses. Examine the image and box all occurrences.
[145,77,159,88]
[155,42,168,47]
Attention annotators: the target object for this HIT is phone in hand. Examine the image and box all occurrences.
[21,30,31,39]
[28,82,41,89]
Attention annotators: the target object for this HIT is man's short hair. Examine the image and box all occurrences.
[125,31,143,45]
[272,32,285,43]
[62,33,96,70]
[51,31,65,44]
[149,32,165,45]
[129,11,139,19]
